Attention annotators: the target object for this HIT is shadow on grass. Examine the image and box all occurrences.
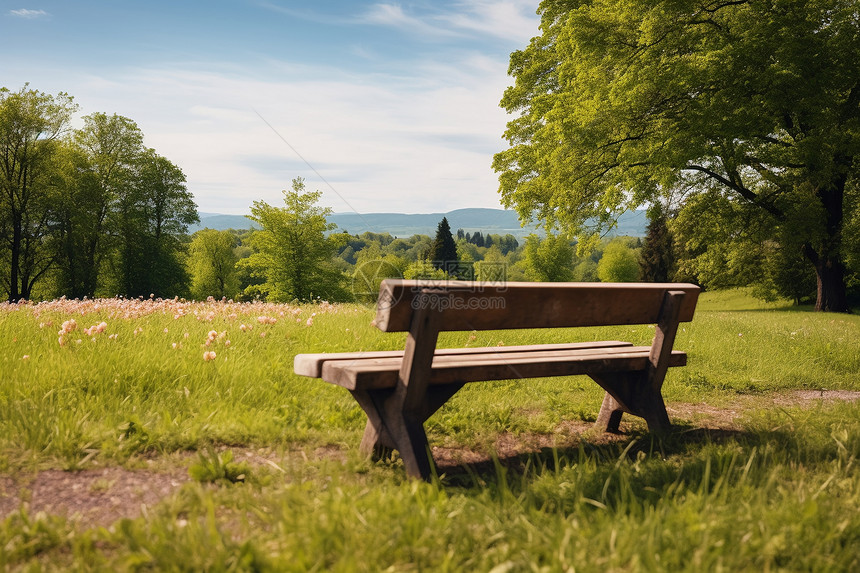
[434,424,760,492]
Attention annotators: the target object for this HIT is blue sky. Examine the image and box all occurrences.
[3,1,540,215]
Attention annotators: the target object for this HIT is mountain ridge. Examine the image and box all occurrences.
[191,208,647,238]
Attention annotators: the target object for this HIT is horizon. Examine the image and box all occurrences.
[4,2,540,216]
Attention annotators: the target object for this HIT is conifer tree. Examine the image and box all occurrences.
[639,204,674,282]
[429,216,459,276]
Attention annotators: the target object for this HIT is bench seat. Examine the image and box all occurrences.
[296,341,687,390]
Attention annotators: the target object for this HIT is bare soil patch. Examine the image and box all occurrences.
[2,390,858,528]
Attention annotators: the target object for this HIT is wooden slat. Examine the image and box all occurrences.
[320,347,688,390]
[374,280,700,332]
[294,341,634,378]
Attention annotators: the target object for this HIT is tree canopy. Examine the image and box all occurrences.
[494,0,860,311]
[241,177,346,302]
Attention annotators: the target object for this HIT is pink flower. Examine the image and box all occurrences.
[203,351,217,361]
[305,317,314,326]
[21,355,29,360]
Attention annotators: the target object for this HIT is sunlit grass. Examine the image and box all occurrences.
[1,289,859,570]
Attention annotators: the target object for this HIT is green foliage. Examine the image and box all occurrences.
[597,239,641,282]
[404,260,448,280]
[0,85,77,301]
[241,177,348,302]
[494,0,860,311]
[189,229,240,300]
[673,190,818,303]
[521,234,574,281]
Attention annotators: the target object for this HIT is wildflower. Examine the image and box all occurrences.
[260,332,267,338]
[305,317,314,326]
[164,328,169,334]
[58,336,66,346]
[203,350,217,361]
[172,342,179,349]
[22,355,29,360]
[224,340,231,348]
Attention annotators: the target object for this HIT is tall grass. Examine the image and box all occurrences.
[1,289,859,570]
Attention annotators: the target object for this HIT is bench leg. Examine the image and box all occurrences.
[350,384,465,480]
[351,389,398,458]
[595,392,626,433]
[590,373,672,434]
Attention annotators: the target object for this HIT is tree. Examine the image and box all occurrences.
[0,85,76,301]
[59,112,144,298]
[521,234,574,282]
[117,149,197,297]
[429,216,459,275]
[639,204,674,282]
[241,177,346,302]
[494,0,860,312]
[189,229,239,300]
[598,239,640,283]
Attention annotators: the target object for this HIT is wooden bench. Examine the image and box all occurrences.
[294,279,700,480]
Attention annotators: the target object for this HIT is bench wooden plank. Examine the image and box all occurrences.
[293,340,634,378]
[375,280,700,332]
[320,347,687,390]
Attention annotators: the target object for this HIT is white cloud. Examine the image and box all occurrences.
[443,1,538,43]
[10,8,48,18]
[360,1,538,43]
[4,54,515,216]
[360,3,457,38]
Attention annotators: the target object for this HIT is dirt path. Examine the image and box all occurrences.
[2,390,858,529]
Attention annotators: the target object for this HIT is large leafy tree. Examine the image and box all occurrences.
[115,149,198,297]
[0,85,76,301]
[58,113,144,298]
[494,0,860,311]
[241,177,347,302]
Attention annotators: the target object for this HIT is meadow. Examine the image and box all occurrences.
[1,291,859,571]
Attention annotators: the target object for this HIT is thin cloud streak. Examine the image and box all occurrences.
[10,8,48,18]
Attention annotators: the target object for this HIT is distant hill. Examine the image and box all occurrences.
[190,208,647,238]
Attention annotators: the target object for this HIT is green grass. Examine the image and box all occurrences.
[1,289,859,571]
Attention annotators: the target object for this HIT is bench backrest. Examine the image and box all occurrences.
[374,280,700,332]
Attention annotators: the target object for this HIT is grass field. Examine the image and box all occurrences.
[1,290,859,571]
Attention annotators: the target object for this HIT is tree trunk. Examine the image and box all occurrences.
[812,255,849,313]
[804,174,850,313]
[9,219,21,302]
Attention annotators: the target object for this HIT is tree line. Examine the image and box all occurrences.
[1,85,197,302]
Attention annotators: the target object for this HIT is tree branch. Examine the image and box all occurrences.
[684,163,785,219]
